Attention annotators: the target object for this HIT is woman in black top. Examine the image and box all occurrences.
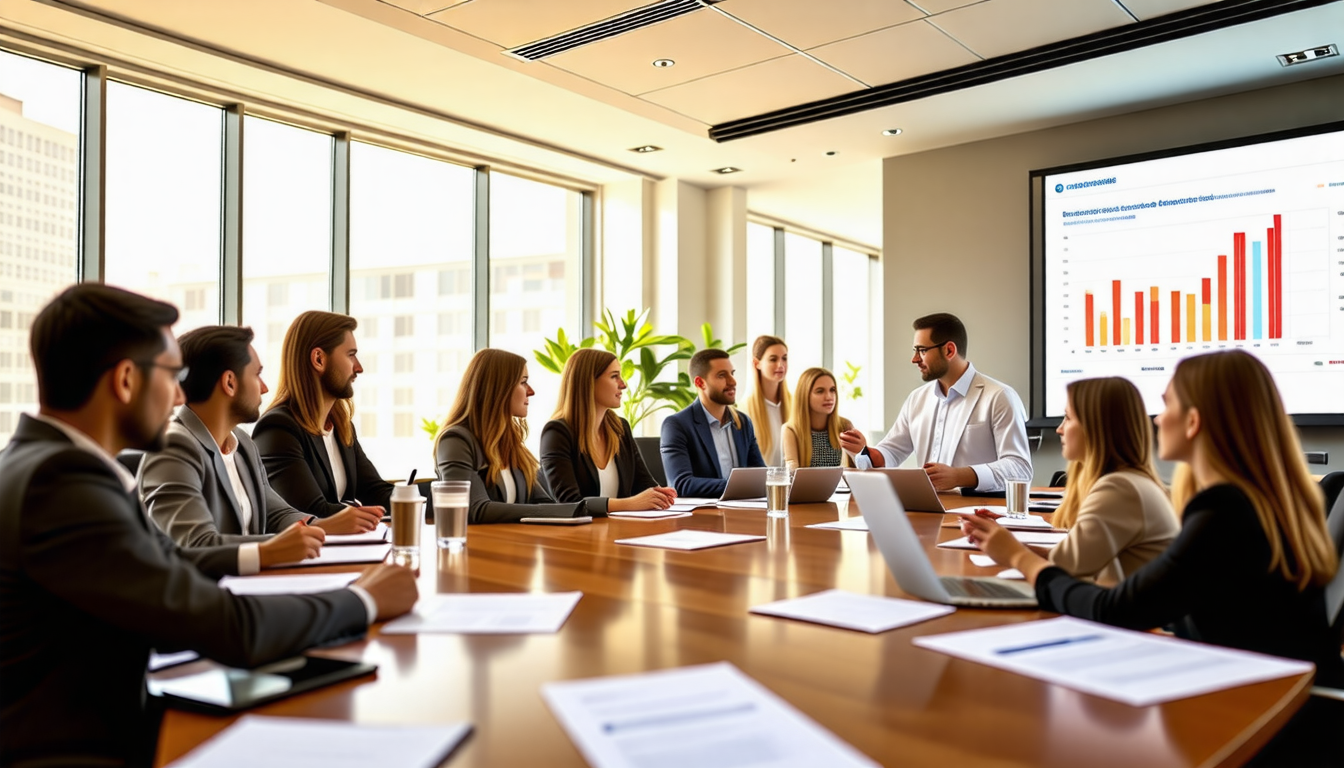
[540,349,676,515]
[964,351,1340,687]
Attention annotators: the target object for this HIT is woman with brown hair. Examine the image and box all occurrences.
[740,335,789,466]
[253,311,393,518]
[434,348,586,524]
[780,367,854,471]
[963,351,1341,687]
[540,349,676,514]
[1041,377,1178,585]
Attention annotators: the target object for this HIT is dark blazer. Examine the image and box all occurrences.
[435,425,586,524]
[141,406,309,546]
[1036,483,1343,687]
[0,415,368,767]
[659,400,766,498]
[252,401,395,517]
[539,417,659,515]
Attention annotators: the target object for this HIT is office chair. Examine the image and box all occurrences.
[116,450,144,476]
[633,436,667,487]
[1048,470,1067,488]
[1318,471,1344,514]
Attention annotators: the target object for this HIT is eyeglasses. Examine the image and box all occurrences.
[139,362,190,383]
[912,342,948,356]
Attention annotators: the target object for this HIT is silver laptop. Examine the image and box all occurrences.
[787,467,845,504]
[718,467,767,503]
[873,468,947,513]
[847,472,1037,608]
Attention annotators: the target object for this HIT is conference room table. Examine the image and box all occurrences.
[153,492,1312,767]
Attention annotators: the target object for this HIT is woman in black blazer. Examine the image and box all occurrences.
[540,349,676,514]
[434,349,586,524]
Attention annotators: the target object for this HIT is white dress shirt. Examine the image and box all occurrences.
[762,399,784,467]
[853,363,1032,492]
[699,400,740,480]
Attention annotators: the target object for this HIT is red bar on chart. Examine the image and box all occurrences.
[1085,291,1094,347]
[1171,290,1181,343]
[1217,255,1227,341]
[1273,214,1283,338]
[1234,233,1246,340]
[1134,292,1144,346]
[1201,279,1211,342]
[1150,287,1159,344]
[1112,280,1122,346]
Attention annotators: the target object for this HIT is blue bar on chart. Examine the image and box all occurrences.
[1252,241,1263,339]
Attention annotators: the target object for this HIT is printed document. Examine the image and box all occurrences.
[913,616,1313,706]
[750,589,954,633]
[166,715,471,768]
[381,591,582,634]
[542,662,878,768]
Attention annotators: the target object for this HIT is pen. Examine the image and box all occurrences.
[994,634,1103,656]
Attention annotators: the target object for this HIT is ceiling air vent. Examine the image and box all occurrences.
[505,0,713,62]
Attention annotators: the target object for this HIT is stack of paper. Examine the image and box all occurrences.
[615,530,766,551]
[166,715,471,768]
[218,573,360,595]
[913,616,1313,706]
[668,497,717,512]
[750,589,954,633]
[542,662,878,768]
[381,592,582,634]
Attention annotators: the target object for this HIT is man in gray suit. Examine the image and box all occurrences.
[141,326,380,568]
[0,285,417,766]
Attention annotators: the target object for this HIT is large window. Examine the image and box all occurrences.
[349,142,474,474]
[783,232,823,372]
[489,172,583,450]
[832,246,876,435]
[241,116,332,415]
[104,82,222,332]
[0,51,81,443]
[746,222,775,345]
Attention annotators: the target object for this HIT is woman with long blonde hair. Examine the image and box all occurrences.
[780,367,853,471]
[1041,377,1178,585]
[964,351,1341,689]
[740,336,789,466]
[434,349,587,524]
[540,349,676,513]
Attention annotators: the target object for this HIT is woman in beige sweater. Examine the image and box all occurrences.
[1046,377,1179,585]
[781,367,854,471]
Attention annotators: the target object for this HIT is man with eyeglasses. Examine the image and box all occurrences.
[0,284,417,766]
[840,312,1031,492]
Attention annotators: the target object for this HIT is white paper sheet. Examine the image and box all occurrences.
[380,591,582,634]
[968,554,997,567]
[542,662,878,768]
[937,531,1066,550]
[323,522,389,545]
[716,499,767,510]
[913,616,1313,706]
[750,589,954,633]
[669,497,718,511]
[615,530,766,551]
[805,517,869,531]
[609,510,695,520]
[218,573,360,595]
[166,715,471,768]
[945,508,1057,529]
[148,650,199,671]
[278,543,390,567]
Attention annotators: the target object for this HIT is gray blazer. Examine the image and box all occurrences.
[141,406,309,547]
[435,425,588,524]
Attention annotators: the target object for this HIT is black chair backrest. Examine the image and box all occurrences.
[633,436,667,487]
[1049,470,1067,488]
[1319,471,1344,515]
[1324,488,1344,632]
[116,450,144,477]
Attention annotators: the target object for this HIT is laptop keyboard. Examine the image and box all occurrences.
[942,577,1029,599]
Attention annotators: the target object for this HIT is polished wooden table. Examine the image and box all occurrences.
[154,494,1312,767]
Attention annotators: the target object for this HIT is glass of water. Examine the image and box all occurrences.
[766,467,792,518]
[432,480,470,551]
[1005,480,1029,519]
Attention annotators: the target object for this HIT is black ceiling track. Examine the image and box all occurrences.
[708,0,1341,142]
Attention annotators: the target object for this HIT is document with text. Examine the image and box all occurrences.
[167,715,471,768]
[750,589,954,633]
[381,591,582,634]
[542,662,878,768]
[913,616,1313,706]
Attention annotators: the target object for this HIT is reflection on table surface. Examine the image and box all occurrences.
[155,495,1311,768]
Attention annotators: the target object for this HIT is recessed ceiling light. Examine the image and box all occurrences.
[652,58,676,68]
[713,166,741,175]
[629,145,663,153]
[882,128,903,136]
[825,151,837,156]
[1277,44,1337,66]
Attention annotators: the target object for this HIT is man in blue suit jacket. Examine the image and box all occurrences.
[661,348,766,497]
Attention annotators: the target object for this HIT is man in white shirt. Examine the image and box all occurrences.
[140,326,382,570]
[840,313,1032,492]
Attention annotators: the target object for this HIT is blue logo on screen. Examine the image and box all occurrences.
[1054,183,1064,193]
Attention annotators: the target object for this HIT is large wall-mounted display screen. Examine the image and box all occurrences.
[1031,122,1344,423]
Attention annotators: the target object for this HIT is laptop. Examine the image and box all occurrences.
[787,467,846,504]
[846,472,1037,608]
[873,468,947,513]
[716,467,768,508]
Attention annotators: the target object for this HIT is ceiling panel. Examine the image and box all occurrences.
[910,0,987,13]
[717,0,926,51]
[640,54,862,125]
[927,0,1137,60]
[810,20,981,85]
[1119,0,1228,21]
[427,0,647,48]
[544,10,793,95]
[379,0,466,15]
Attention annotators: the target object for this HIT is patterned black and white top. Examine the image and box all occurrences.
[809,430,843,467]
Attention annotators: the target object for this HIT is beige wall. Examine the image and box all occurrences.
[883,73,1344,482]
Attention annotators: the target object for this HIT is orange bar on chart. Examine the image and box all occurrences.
[1171,290,1181,343]
[1122,318,1131,346]
[1186,294,1196,343]
[1134,292,1144,346]
[1201,278,1211,342]
[1085,291,1094,347]
[1150,286,1160,344]
[1100,313,1109,346]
